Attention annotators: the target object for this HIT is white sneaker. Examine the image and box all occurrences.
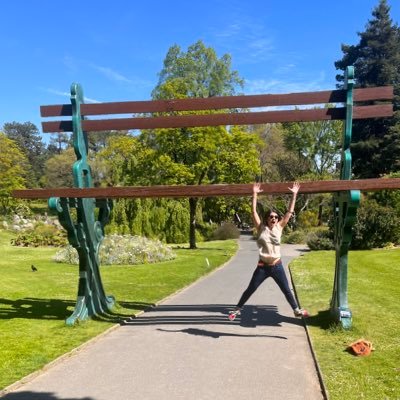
[294,308,309,318]
[228,308,241,321]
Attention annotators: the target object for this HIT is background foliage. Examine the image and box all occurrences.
[0,1,399,248]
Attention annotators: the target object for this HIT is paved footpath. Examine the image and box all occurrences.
[2,236,325,400]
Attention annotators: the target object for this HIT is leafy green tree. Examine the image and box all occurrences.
[250,124,312,227]
[96,135,191,242]
[95,135,147,186]
[87,130,130,153]
[283,118,342,178]
[201,125,262,224]
[282,117,343,225]
[254,124,284,181]
[0,132,29,213]
[94,43,261,245]
[250,123,312,183]
[150,40,257,248]
[41,147,76,188]
[152,40,243,99]
[335,0,400,177]
[139,123,260,247]
[97,125,260,244]
[3,121,46,186]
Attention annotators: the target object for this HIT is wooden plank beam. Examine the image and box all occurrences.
[12,178,400,199]
[40,86,393,117]
[41,104,393,133]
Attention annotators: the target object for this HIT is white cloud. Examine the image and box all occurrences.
[209,16,276,62]
[214,23,242,38]
[42,88,100,103]
[89,63,154,90]
[44,88,70,97]
[244,71,329,94]
[248,38,275,59]
[91,64,132,83]
[277,63,297,73]
[83,96,101,104]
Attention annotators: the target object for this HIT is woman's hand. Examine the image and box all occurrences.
[253,183,263,195]
[288,181,300,195]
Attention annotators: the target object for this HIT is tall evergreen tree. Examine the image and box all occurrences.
[47,132,70,155]
[335,0,400,177]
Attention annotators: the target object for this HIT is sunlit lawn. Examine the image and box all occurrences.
[290,248,400,400]
[3,224,399,399]
[0,229,237,390]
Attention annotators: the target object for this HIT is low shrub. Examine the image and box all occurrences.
[210,222,240,241]
[296,210,319,230]
[283,230,307,244]
[306,229,334,250]
[9,202,33,219]
[196,222,218,241]
[53,234,176,265]
[11,223,67,247]
[351,199,400,249]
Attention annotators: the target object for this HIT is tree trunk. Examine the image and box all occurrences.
[189,197,197,249]
[318,202,323,226]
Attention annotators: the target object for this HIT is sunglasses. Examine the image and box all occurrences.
[269,215,279,219]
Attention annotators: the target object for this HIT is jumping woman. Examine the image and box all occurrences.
[229,182,309,321]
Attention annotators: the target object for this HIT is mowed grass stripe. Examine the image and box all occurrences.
[290,248,400,400]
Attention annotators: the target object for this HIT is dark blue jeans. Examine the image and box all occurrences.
[236,260,298,310]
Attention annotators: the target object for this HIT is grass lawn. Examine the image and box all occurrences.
[290,248,400,400]
[0,229,237,390]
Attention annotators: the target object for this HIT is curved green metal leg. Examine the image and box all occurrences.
[49,83,115,325]
[330,66,360,329]
[331,190,359,329]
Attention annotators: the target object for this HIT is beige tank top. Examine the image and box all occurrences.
[256,224,282,264]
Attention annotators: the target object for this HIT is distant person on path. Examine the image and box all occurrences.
[229,182,309,321]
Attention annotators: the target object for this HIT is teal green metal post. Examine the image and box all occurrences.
[48,83,115,325]
[331,66,360,329]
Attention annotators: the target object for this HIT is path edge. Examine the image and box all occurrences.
[289,257,330,400]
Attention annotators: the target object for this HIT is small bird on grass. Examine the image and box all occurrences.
[31,264,38,272]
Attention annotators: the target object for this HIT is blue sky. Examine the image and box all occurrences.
[1,0,399,141]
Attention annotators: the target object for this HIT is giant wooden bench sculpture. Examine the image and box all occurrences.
[13,66,399,328]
